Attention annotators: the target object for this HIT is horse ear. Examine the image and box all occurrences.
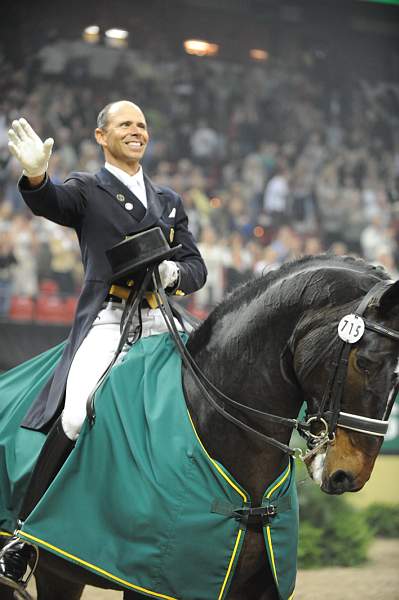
[378,280,399,314]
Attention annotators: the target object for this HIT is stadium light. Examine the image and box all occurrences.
[183,39,219,57]
[83,25,100,44]
[249,49,269,61]
[105,28,129,48]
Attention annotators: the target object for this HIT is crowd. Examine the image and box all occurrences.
[1,41,399,320]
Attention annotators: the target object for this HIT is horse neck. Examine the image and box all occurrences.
[184,287,303,502]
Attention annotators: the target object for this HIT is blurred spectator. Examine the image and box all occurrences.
[373,247,399,280]
[269,225,302,263]
[360,215,395,262]
[263,164,291,227]
[196,225,228,309]
[9,215,39,299]
[303,236,324,256]
[253,245,280,276]
[223,232,253,292]
[48,233,80,295]
[0,232,17,317]
[189,119,224,164]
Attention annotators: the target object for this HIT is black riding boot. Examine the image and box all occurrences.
[0,417,74,591]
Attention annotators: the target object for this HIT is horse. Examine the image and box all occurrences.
[1,254,399,600]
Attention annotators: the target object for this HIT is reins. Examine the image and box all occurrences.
[152,269,308,456]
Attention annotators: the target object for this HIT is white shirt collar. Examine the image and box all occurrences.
[104,162,147,207]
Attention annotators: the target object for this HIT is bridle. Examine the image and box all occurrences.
[301,280,399,455]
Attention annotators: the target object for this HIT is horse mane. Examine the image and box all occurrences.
[189,254,391,350]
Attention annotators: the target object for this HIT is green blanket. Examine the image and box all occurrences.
[1,334,297,599]
[0,342,65,532]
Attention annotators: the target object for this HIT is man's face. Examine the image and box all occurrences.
[95,102,149,172]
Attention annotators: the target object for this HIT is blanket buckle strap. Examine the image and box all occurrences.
[232,505,277,529]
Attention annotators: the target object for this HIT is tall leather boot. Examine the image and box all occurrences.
[0,417,74,592]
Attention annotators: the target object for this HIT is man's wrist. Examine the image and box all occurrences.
[24,173,46,188]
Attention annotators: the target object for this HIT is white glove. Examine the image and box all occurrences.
[158,260,179,289]
[8,118,54,177]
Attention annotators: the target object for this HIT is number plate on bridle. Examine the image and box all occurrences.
[338,314,365,344]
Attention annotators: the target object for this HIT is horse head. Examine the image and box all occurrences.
[293,277,399,494]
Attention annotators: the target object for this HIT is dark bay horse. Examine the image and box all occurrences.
[1,254,399,600]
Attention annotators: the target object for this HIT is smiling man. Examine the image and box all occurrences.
[95,101,150,173]
[0,100,207,591]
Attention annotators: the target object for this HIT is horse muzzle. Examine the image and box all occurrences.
[321,469,360,495]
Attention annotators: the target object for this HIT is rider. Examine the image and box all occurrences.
[0,100,207,590]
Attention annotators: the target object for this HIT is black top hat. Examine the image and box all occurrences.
[106,227,181,284]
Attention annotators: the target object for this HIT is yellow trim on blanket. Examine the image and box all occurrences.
[187,410,247,599]
[0,531,12,537]
[265,463,291,586]
[16,531,177,600]
[217,528,243,600]
[266,462,290,500]
[187,410,247,502]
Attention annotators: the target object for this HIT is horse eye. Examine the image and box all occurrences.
[356,356,369,371]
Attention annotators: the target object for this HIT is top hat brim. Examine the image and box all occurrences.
[108,244,181,284]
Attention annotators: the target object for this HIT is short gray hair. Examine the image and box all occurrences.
[96,102,114,130]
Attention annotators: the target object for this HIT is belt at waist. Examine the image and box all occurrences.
[105,284,159,309]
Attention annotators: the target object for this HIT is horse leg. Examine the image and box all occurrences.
[227,567,279,600]
[35,567,84,600]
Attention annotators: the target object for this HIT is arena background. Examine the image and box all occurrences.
[1,0,399,565]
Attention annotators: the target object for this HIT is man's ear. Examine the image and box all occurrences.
[378,280,399,315]
[94,128,106,148]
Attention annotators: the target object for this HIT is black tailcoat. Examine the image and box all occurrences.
[19,168,207,431]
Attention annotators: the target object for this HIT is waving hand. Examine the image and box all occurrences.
[8,118,54,178]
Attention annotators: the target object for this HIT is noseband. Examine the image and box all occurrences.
[303,280,399,452]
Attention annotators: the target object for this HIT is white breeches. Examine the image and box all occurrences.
[61,301,182,441]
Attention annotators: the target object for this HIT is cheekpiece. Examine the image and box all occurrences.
[106,227,181,284]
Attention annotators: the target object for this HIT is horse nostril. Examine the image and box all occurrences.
[329,469,354,493]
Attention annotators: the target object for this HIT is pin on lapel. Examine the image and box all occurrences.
[116,193,125,202]
[125,202,134,211]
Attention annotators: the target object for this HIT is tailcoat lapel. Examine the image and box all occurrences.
[95,167,146,222]
[140,173,165,228]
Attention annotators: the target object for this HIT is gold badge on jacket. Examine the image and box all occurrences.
[116,194,125,202]
[170,228,175,243]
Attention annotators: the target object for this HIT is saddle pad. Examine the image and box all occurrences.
[1,334,297,599]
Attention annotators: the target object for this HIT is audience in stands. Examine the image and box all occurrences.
[0,45,398,321]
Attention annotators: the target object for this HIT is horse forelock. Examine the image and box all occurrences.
[191,255,391,347]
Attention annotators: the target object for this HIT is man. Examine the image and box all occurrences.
[0,101,207,590]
